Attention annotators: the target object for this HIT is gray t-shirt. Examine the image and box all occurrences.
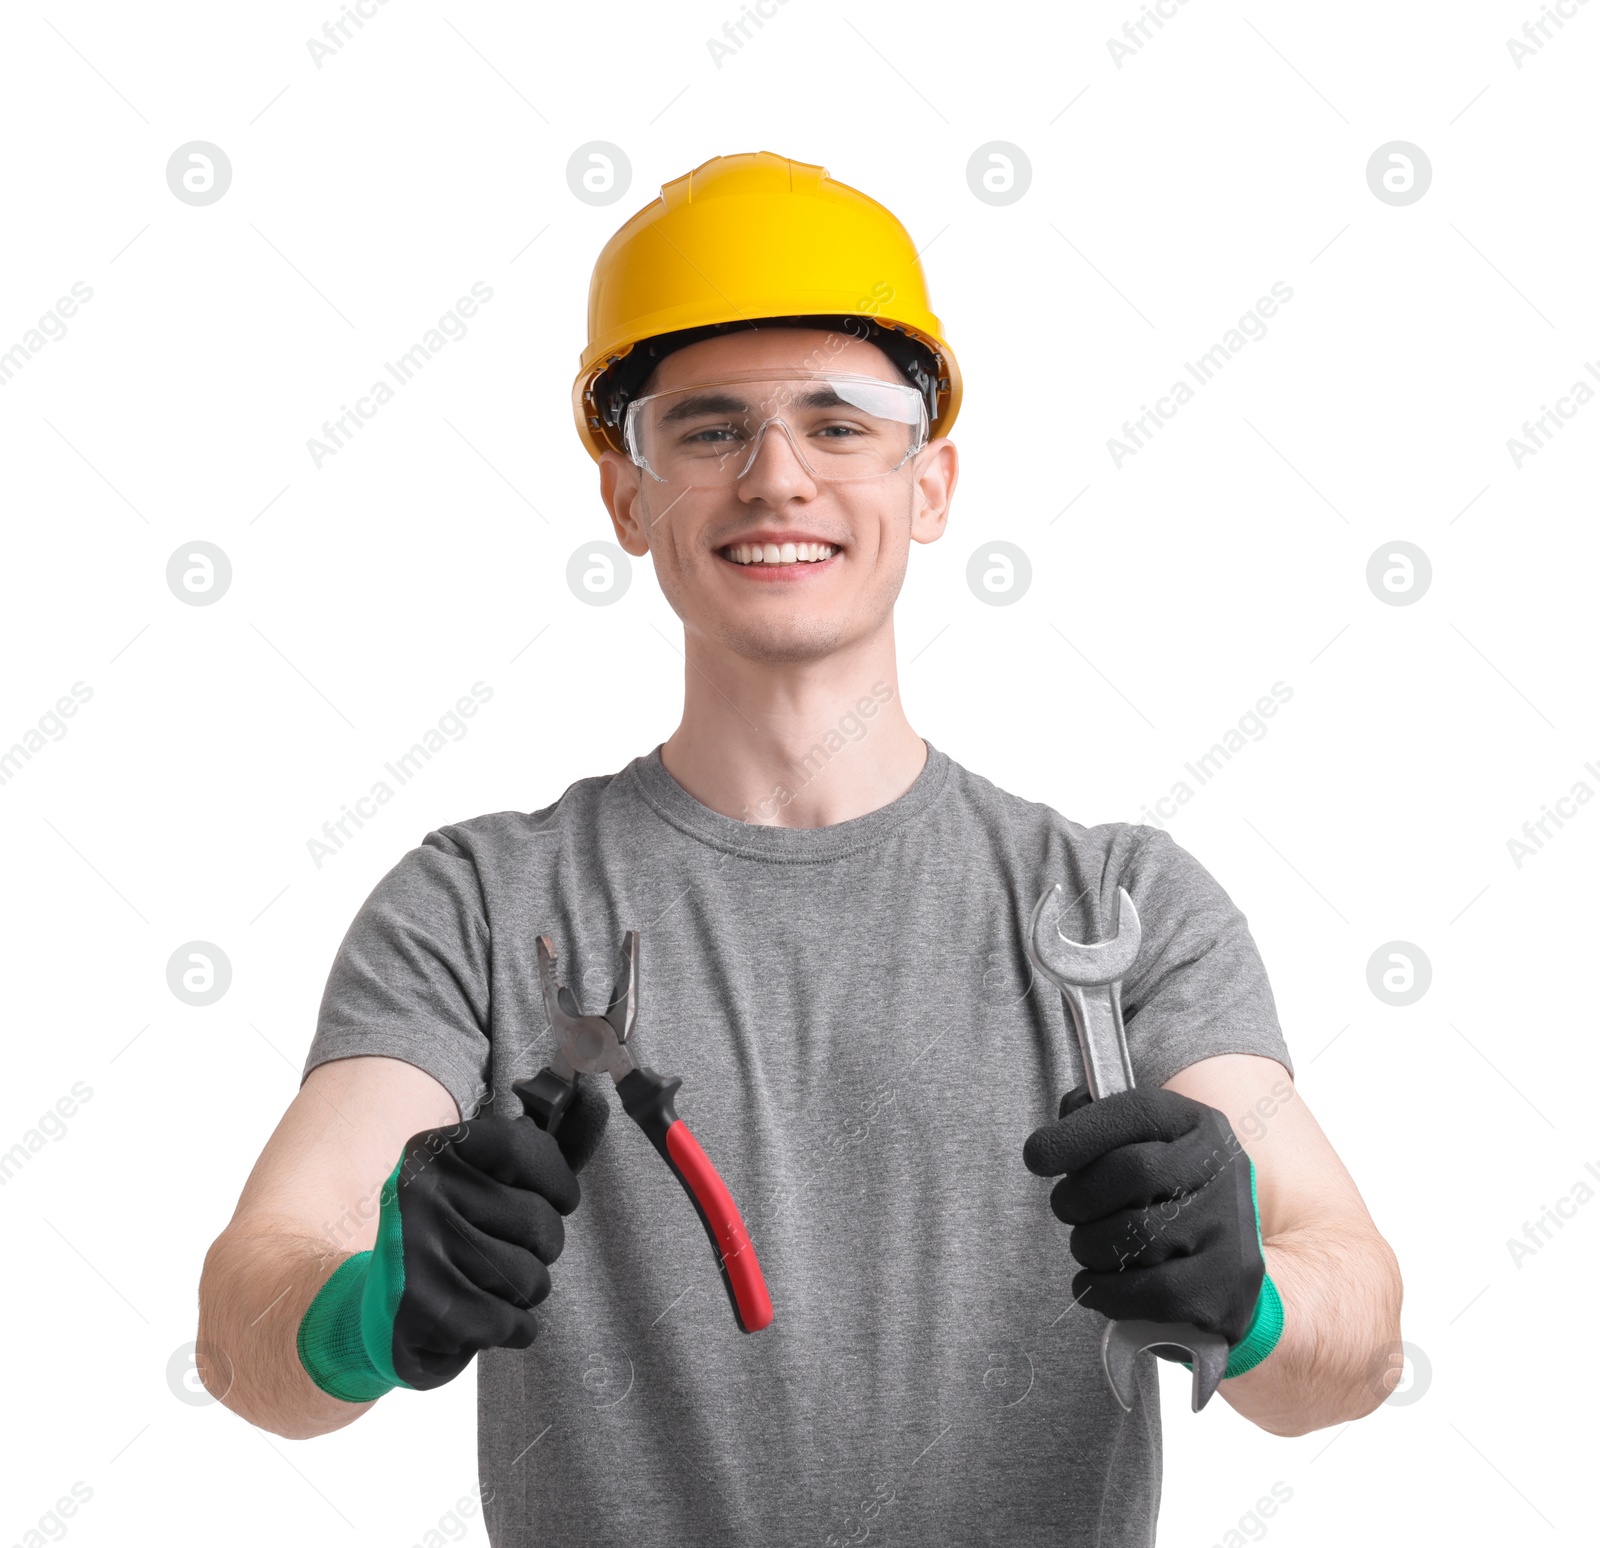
[302,739,1293,1547]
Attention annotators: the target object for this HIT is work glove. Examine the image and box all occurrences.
[297,1078,610,1401]
[1023,1085,1283,1377]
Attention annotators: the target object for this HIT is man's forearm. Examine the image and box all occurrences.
[197,1230,377,1440]
[1219,1219,1403,1437]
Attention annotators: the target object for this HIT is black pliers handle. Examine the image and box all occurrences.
[512,930,773,1335]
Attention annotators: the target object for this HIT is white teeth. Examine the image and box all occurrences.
[723,542,838,566]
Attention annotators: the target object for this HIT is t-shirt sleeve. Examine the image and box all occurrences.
[1117,825,1295,1088]
[300,827,493,1122]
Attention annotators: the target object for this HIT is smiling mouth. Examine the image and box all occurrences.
[718,541,840,566]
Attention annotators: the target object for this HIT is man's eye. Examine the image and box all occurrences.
[682,425,742,445]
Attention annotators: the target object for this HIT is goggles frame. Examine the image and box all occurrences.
[620,370,931,485]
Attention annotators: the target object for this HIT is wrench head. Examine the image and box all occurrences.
[1102,1320,1230,1413]
[1027,884,1142,989]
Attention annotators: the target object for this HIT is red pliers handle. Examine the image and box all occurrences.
[619,1066,772,1333]
[514,930,773,1335]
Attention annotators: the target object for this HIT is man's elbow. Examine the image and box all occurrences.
[1227,1222,1404,1438]
[1346,1233,1406,1422]
[195,1230,374,1442]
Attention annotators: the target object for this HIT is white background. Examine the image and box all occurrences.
[1,2,1595,1544]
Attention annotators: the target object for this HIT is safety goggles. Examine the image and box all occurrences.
[621,371,929,487]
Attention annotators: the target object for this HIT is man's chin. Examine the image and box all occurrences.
[704,612,851,664]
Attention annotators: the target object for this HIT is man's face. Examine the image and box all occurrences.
[599,328,957,666]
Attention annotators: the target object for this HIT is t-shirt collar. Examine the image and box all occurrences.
[626,737,950,863]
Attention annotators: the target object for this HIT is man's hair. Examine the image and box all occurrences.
[594,314,940,444]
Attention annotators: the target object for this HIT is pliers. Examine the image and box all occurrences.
[512,929,774,1335]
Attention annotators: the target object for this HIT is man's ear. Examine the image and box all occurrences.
[598,450,650,557]
[909,437,958,546]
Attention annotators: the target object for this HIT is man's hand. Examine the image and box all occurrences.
[1023,1086,1266,1349]
[382,1078,611,1388]
[297,1078,611,1400]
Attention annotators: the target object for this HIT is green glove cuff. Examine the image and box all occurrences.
[1221,1266,1285,1378]
[296,1154,414,1403]
[1182,1155,1286,1381]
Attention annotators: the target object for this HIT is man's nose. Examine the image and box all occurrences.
[734,418,817,497]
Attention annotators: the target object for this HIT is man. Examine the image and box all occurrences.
[197,152,1401,1546]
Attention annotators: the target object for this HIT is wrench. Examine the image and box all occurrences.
[1025,883,1231,1413]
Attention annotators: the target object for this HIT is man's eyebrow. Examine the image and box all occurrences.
[792,387,850,409]
[656,391,751,425]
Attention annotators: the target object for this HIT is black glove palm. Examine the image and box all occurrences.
[1023,1085,1264,1349]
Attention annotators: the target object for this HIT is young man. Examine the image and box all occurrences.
[198,153,1401,1546]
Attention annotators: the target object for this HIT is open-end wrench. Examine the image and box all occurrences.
[1025,883,1231,1413]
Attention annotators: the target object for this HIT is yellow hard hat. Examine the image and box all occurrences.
[572,151,962,462]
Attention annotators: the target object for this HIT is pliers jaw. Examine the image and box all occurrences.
[515,931,639,1130]
[538,930,639,1078]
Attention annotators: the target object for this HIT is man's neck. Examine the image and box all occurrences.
[659,633,927,829]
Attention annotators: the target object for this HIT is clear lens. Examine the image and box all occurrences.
[623,373,928,487]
